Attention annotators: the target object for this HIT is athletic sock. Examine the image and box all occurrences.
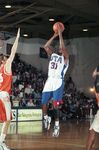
[0,133,6,143]
[55,121,59,126]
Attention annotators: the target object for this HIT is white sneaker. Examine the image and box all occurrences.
[53,125,60,138]
[0,141,10,150]
[44,116,51,131]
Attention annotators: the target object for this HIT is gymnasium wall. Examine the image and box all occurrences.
[1,36,99,97]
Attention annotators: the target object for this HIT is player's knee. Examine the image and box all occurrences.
[54,108,60,119]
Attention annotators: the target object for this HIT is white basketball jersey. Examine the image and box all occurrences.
[48,53,69,79]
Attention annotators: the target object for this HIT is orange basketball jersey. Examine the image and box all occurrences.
[0,65,12,95]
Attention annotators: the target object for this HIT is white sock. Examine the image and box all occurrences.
[55,121,59,126]
[44,115,48,120]
[1,133,6,143]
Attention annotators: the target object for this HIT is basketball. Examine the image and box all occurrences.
[53,22,64,33]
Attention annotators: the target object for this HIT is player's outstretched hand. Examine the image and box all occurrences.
[58,24,64,34]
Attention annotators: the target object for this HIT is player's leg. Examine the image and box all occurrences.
[42,92,52,131]
[86,130,95,150]
[42,103,51,131]
[0,94,12,150]
[41,79,52,131]
[42,104,47,116]
[53,105,60,138]
[0,120,11,150]
[52,79,64,138]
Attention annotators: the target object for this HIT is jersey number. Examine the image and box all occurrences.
[51,62,58,69]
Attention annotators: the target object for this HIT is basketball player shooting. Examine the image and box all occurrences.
[41,23,69,138]
[86,66,99,150]
[0,28,20,150]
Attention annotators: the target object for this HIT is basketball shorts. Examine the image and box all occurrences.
[41,78,64,106]
[89,110,99,133]
[0,91,12,121]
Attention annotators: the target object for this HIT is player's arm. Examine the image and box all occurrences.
[44,33,59,56]
[58,25,69,64]
[5,28,20,73]
[92,68,98,79]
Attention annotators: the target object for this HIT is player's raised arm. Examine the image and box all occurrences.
[58,25,69,64]
[44,33,58,56]
[6,28,20,73]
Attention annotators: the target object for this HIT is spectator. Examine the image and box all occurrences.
[19,81,24,91]
[17,93,21,101]
[24,84,31,98]
[17,71,21,85]
[65,91,71,97]
[60,103,72,120]
[12,72,17,86]
[10,91,15,101]
[12,97,19,107]
[19,98,27,107]
[14,87,19,96]
[70,103,77,119]
[20,88,24,98]
[27,98,36,107]
[34,89,41,99]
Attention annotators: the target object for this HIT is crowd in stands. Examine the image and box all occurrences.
[10,54,98,120]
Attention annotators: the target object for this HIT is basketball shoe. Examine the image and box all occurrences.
[0,141,10,150]
[44,116,51,131]
[53,125,60,138]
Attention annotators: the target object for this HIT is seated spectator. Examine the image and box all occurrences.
[65,91,71,97]
[16,71,21,85]
[22,74,27,83]
[33,82,37,91]
[17,93,21,101]
[14,87,20,96]
[85,101,90,119]
[70,103,77,119]
[12,97,19,107]
[67,97,72,105]
[62,94,66,102]
[20,88,24,98]
[39,87,43,95]
[72,95,78,102]
[30,73,34,80]
[12,72,17,87]
[27,98,36,107]
[60,103,72,120]
[25,84,31,98]
[19,97,27,107]
[10,91,15,101]
[19,81,24,91]
[34,89,41,99]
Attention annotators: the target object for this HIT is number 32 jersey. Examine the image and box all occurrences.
[0,65,12,95]
[48,53,69,79]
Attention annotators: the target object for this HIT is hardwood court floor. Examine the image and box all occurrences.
[2,119,99,150]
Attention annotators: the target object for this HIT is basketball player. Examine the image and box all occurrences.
[86,66,99,150]
[42,24,69,138]
[0,28,20,150]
